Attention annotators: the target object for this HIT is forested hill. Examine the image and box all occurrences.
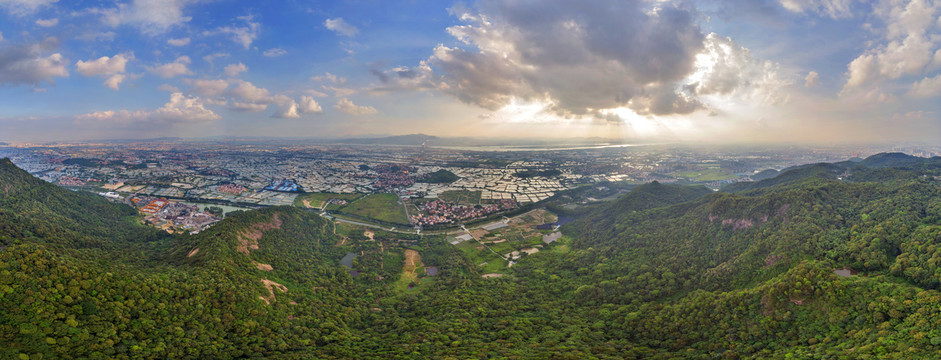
[4,155,941,358]
[0,158,164,250]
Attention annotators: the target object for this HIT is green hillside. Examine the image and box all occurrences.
[3,155,941,358]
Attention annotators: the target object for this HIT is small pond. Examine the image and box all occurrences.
[340,252,357,269]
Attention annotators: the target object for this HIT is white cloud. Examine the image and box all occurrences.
[185,78,229,97]
[76,53,131,76]
[272,95,300,118]
[272,95,324,118]
[225,80,271,111]
[35,18,58,27]
[0,0,57,17]
[324,18,359,37]
[207,15,259,49]
[0,33,4,42]
[298,96,322,113]
[804,71,820,87]
[263,48,287,57]
[223,63,247,77]
[691,34,790,108]
[909,74,941,97]
[334,98,377,115]
[227,79,269,102]
[778,0,852,19]
[103,74,126,90]
[842,0,941,94]
[79,92,220,124]
[98,0,195,35]
[149,56,192,78]
[312,72,346,85]
[0,38,68,86]
[229,102,268,112]
[167,37,190,46]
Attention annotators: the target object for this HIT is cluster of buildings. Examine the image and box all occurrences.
[4,140,939,231]
[131,196,221,233]
[411,199,517,226]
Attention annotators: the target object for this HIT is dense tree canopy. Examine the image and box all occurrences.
[2,154,941,358]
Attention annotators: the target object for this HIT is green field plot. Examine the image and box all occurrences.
[438,190,482,204]
[294,192,363,208]
[456,240,508,273]
[339,193,409,224]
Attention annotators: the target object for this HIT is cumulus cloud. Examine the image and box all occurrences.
[393,0,710,117]
[185,78,229,97]
[225,80,272,111]
[334,98,377,115]
[691,34,790,107]
[79,92,220,124]
[207,15,260,49]
[272,95,323,118]
[842,0,941,95]
[298,96,322,113]
[0,38,68,86]
[804,71,820,87]
[149,56,192,78]
[324,18,358,37]
[909,74,941,97]
[223,62,247,77]
[0,0,57,17]
[98,0,195,35]
[35,18,58,27]
[778,0,852,19]
[167,37,190,46]
[76,53,133,90]
[263,48,286,57]
[76,53,130,76]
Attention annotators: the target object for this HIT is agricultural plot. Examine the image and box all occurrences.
[294,192,363,209]
[438,190,482,205]
[339,193,410,225]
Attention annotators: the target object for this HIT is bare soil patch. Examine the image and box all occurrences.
[258,278,288,305]
[403,249,422,276]
[237,213,283,255]
[254,262,273,271]
[187,248,200,257]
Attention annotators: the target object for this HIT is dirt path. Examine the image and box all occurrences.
[403,249,422,276]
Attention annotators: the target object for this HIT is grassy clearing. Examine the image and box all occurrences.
[438,190,482,205]
[294,192,363,208]
[456,241,508,273]
[339,193,409,225]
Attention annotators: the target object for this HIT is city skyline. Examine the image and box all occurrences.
[1,0,940,143]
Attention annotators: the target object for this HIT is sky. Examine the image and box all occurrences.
[0,0,940,143]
